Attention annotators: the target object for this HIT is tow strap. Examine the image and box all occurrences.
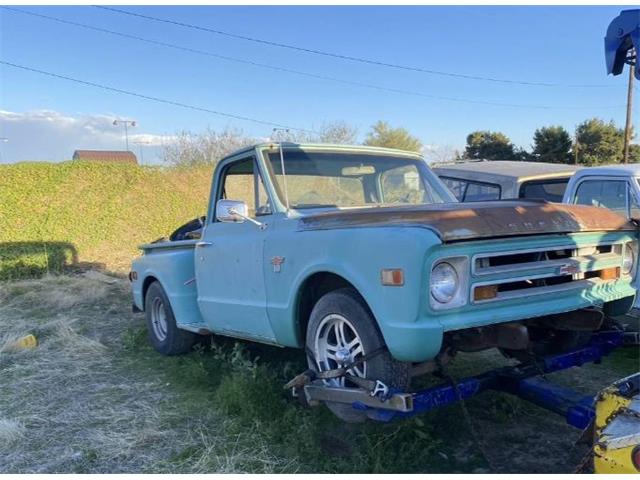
[284,346,391,400]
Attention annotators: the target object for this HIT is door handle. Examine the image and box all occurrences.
[196,241,213,247]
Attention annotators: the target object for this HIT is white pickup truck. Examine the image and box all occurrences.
[562,164,640,224]
[436,161,640,310]
[563,164,640,310]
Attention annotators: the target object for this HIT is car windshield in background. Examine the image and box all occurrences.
[520,179,569,202]
[266,151,449,209]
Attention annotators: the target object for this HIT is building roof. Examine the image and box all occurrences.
[73,150,137,164]
[432,160,582,182]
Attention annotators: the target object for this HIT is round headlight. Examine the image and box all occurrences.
[622,243,635,275]
[431,262,459,304]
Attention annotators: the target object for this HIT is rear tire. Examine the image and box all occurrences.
[144,281,197,355]
[305,288,410,423]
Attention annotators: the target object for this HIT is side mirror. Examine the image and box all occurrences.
[216,199,248,223]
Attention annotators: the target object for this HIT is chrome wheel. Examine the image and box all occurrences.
[313,313,366,387]
[150,297,168,341]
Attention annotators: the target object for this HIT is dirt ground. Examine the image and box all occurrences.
[0,272,638,473]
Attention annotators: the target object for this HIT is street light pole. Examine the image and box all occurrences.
[113,119,137,151]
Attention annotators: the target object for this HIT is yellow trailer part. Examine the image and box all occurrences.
[593,373,640,473]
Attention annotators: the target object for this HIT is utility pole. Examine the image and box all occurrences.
[0,137,7,163]
[113,119,137,151]
[133,140,150,165]
[623,49,636,164]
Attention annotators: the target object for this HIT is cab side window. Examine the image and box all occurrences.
[439,176,501,202]
[440,177,467,201]
[218,158,270,219]
[574,179,628,216]
[629,188,640,219]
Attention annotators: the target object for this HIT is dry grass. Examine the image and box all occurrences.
[0,273,637,473]
[0,274,289,473]
[0,418,25,445]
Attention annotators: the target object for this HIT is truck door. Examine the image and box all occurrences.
[195,155,276,342]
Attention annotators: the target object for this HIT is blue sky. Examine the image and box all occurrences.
[0,5,636,163]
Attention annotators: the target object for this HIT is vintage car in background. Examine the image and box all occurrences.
[433,160,581,202]
[130,144,637,422]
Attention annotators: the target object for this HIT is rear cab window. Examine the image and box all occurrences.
[519,179,569,202]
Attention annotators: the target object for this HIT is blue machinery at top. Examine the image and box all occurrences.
[606,9,640,80]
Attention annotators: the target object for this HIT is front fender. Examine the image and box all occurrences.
[264,225,444,362]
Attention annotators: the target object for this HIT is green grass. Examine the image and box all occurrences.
[0,161,212,280]
[121,330,468,473]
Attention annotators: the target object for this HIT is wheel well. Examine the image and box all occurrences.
[296,272,359,341]
[141,275,159,309]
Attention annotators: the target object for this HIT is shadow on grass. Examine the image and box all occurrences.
[0,241,105,281]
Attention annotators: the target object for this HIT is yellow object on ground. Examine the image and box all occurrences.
[593,373,640,473]
[4,334,38,351]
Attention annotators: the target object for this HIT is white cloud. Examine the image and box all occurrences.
[0,110,171,163]
[128,133,177,147]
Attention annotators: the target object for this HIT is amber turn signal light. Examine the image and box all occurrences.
[474,285,498,301]
[381,269,404,286]
[599,267,620,281]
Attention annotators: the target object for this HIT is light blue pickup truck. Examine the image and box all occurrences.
[130,143,637,421]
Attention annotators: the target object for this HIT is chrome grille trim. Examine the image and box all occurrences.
[472,278,606,304]
[470,241,626,304]
[471,242,622,276]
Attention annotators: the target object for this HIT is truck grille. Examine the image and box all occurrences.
[471,243,625,303]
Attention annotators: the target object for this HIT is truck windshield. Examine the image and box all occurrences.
[266,150,450,209]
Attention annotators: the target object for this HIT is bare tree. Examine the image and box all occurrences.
[423,145,463,165]
[162,127,257,167]
[270,121,358,144]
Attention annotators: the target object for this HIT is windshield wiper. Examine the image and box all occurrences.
[291,203,338,209]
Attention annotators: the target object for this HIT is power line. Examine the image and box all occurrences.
[4,7,624,110]
[95,5,614,89]
[0,60,316,133]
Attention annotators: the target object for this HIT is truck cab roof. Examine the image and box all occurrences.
[432,160,581,184]
[222,142,424,162]
[432,161,582,202]
[569,164,640,178]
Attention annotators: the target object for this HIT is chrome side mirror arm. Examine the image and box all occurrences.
[228,208,267,230]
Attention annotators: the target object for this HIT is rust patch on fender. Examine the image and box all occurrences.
[297,201,636,242]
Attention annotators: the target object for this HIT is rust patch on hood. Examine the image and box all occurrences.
[297,201,636,242]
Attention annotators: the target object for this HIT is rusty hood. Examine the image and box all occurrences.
[297,201,636,242]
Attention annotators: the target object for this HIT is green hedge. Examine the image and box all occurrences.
[0,161,212,280]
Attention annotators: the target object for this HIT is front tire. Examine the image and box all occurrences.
[144,281,197,355]
[305,288,410,423]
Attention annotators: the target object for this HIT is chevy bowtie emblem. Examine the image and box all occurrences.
[271,256,285,273]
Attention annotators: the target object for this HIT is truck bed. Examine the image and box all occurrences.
[132,239,207,332]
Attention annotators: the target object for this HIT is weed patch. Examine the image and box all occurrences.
[0,161,212,279]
